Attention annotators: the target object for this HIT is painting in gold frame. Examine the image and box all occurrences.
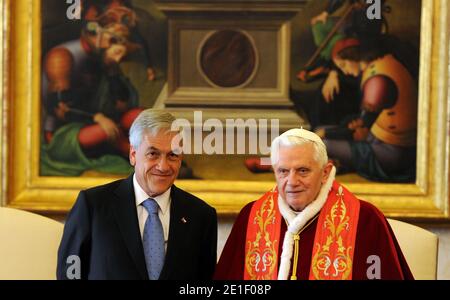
[0,0,449,221]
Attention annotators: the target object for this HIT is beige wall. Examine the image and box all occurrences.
[425,226,450,280]
[217,216,450,280]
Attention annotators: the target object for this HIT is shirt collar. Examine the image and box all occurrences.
[133,174,171,215]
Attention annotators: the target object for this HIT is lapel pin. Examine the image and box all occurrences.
[181,217,187,224]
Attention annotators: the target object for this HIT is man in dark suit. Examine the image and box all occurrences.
[57,109,217,280]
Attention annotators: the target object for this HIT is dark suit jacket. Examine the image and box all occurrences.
[57,175,217,280]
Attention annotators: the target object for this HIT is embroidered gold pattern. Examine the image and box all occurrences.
[245,190,279,280]
[311,186,353,279]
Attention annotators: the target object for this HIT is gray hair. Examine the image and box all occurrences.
[129,109,181,149]
[270,135,328,167]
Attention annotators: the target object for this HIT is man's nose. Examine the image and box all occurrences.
[287,170,299,185]
[156,156,170,172]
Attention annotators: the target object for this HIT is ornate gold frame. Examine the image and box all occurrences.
[1,0,449,221]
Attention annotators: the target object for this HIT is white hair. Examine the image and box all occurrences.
[129,109,182,149]
[270,135,328,167]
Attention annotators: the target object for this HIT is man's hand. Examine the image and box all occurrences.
[322,70,340,103]
[347,118,369,141]
[311,11,329,25]
[93,113,120,142]
[347,118,364,130]
[54,101,70,120]
[147,67,156,81]
[297,70,308,82]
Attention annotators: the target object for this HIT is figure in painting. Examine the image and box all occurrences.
[41,0,195,178]
[81,0,157,81]
[246,0,388,174]
[41,1,144,176]
[247,0,418,183]
[295,0,387,129]
[316,37,417,182]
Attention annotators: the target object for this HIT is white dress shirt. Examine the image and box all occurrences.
[133,174,171,252]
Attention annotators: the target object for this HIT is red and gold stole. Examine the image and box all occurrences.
[309,181,360,280]
[244,188,282,280]
[243,181,360,280]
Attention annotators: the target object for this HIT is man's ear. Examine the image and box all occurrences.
[129,145,136,167]
[321,161,334,184]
